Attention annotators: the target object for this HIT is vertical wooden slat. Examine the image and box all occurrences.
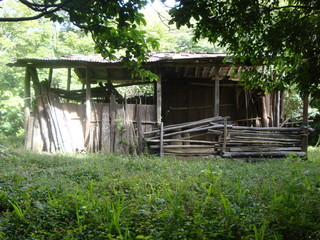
[110,94,116,153]
[29,67,51,152]
[160,122,164,157]
[85,66,91,149]
[24,67,31,129]
[25,116,33,150]
[136,100,143,154]
[214,67,220,117]
[156,66,162,125]
[101,105,111,153]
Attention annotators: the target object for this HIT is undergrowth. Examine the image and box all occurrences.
[0,147,319,239]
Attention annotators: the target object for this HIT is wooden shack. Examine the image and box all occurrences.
[9,52,308,158]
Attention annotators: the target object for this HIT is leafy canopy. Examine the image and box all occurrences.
[169,0,320,101]
[0,0,159,80]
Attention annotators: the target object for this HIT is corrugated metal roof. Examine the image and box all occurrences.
[12,52,228,63]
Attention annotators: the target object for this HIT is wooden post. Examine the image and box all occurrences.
[275,91,280,127]
[67,68,71,91]
[101,105,111,153]
[261,95,269,127]
[48,68,53,87]
[136,99,143,154]
[24,67,31,129]
[160,122,164,157]
[222,119,227,153]
[67,68,72,103]
[85,66,91,149]
[302,95,309,154]
[156,66,162,125]
[214,67,220,117]
[110,94,116,153]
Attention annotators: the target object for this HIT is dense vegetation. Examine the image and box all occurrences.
[0,143,319,239]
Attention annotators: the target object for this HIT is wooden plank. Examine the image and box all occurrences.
[24,67,31,129]
[146,139,216,144]
[109,94,116,153]
[228,131,302,139]
[62,104,85,152]
[228,147,302,152]
[101,105,110,153]
[144,116,225,135]
[164,149,217,155]
[51,95,74,153]
[222,151,307,158]
[156,68,162,125]
[114,103,125,154]
[231,136,301,142]
[150,145,215,149]
[136,101,143,154]
[25,117,33,150]
[85,66,91,149]
[32,115,43,152]
[229,126,302,132]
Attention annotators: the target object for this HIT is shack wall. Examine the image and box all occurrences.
[26,102,156,153]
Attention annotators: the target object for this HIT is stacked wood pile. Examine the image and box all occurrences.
[213,125,306,158]
[144,118,307,158]
[144,117,227,157]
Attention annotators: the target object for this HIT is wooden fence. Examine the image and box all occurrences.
[144,117,306,158]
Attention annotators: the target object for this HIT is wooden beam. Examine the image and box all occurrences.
[214,67,220,117]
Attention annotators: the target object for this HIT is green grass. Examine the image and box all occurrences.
[0,146,319,239]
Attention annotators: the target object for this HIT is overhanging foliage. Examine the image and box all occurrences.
[169,0,320,102]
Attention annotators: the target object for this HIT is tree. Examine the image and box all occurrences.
[169,0,320,102]
[0,0,159,79]
[0,0,97,136]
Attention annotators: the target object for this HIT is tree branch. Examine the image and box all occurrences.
[266,5,320,11]
[0,0,73,22]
